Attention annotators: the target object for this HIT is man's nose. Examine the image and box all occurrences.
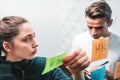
[91,28,97,35]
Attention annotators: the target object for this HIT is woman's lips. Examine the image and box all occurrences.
[32,50,37,55]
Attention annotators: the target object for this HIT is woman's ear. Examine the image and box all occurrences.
[3,41,12,53]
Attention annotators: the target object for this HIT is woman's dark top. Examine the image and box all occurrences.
[0,57,72,80]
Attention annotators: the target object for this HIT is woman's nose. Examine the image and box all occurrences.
[33,40,39,48]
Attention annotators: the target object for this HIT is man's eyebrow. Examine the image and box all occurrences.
[87,26,93,28]
[87,25,94,28]
[87,25,104,28]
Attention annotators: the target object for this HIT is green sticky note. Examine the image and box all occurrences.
[42,52,67,75]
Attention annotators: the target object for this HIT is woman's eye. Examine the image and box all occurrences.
[26,38,32,42]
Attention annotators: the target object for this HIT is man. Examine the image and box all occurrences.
[72,0,120,79]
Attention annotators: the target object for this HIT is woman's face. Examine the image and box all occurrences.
[6,23,38,62]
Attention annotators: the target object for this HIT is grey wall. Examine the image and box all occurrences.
[0,0,120,57]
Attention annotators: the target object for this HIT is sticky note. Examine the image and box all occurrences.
[91,66,106,80]
[42,52,67,75]
[92,37,109,62]
[114,62,120,79]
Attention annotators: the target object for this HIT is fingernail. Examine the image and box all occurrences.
[63,59,68,64]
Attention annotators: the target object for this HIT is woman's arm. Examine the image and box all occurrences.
[72,71,85,80]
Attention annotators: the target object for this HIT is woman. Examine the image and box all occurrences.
[0,16,90,80]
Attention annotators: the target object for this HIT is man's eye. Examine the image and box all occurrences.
[88,27,92,29]
[96,27,103,30]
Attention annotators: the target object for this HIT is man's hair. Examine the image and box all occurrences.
[85,0,112,22]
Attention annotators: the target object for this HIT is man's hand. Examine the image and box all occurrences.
[106,70,114,80]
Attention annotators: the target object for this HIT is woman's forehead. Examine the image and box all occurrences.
[17,23,34,37]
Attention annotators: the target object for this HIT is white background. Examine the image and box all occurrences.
[0,0,120,57]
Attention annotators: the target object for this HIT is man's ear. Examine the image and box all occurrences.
[3,41,12,53]
[108,19,113,27]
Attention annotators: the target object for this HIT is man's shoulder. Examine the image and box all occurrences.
[110,32,120,40]
[109,32,120,47]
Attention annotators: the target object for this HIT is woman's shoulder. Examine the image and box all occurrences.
[29,57,46,68]
[20,57,46,78]
[32,57,46,63]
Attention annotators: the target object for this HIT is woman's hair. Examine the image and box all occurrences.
[0,16,28,56]
[85,0,112,22]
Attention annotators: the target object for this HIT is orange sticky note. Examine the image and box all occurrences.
[92,37,109,62]
[114,62,120,79]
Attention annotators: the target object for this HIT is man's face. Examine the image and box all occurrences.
[86,16,110,39]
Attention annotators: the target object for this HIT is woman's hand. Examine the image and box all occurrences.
[63,49,90,80]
